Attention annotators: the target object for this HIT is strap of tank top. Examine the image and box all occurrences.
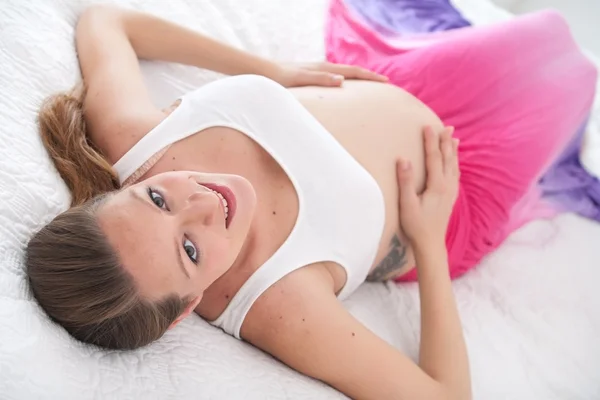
[113,95,193,185]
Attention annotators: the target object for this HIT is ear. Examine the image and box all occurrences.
[168,295,202,330]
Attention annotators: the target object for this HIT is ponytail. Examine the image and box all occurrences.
[38,85,119,206]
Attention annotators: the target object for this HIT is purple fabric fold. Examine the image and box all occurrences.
[539,120,600,220]
[344,0,600,222]
[345,0,470,35]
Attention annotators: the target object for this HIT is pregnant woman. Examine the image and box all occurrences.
[25,5,595,400]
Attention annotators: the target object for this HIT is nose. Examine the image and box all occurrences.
[180,190,222,227]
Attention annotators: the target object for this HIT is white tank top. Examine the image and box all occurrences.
[113,75,385,338]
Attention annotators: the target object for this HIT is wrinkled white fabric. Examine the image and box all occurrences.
[1,0,599,399]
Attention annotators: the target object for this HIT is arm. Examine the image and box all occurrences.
[75,4,301,158]
[415,246,470,397]
[93,5,387,86]
[98,6,282,80]
[397,126,471,397]
[242,265,454,400]
[76,5,386,158]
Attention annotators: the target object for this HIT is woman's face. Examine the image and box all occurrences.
[97,171,257,302]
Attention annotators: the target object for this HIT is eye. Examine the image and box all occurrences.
[183,238,198,264]
[147,187,169,210]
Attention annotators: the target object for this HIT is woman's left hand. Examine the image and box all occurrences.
[272,62,388,88]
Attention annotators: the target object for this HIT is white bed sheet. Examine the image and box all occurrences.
[0,0,599,399]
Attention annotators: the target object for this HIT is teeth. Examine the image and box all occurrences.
[207,187,229,220]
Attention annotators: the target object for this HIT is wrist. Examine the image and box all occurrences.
[225,53,280,79]
[258,61,284,82]
[412,238,447,261]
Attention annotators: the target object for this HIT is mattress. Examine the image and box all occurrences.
[0,0,599,399]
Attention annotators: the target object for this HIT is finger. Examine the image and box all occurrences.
[452,138,460,177]
[319,63,388,82]
[313,62,352,76]
[423,126,443,188]
[440,127,454,175]
[302,71,344,87]
[352,67,389,82]
[396,159,419,207]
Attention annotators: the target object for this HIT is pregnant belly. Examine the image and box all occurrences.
[292,80,444,277]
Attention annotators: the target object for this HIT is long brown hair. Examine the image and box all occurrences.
[25,195,191,350]
[38,85,119,206]
[28,88,189,349]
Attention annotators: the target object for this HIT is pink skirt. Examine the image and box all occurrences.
[325,1,597,280]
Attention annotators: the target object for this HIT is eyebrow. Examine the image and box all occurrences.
[129,190,190,279]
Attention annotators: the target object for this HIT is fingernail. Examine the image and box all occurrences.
[332,74,344,82]
[401,160,411,170]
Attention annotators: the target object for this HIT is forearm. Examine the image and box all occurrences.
[414,244,471,400]
[107,6,280,78]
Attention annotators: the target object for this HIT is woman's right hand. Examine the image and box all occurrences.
[396,126,459,250]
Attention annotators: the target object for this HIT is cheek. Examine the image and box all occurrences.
[215,237,234,266]
[203,235,232,269]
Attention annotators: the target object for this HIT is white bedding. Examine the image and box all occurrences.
[1,0,599,399]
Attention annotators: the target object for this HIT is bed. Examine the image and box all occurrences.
[1,0,599,399]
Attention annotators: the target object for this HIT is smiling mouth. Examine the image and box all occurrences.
[206,187,229,220]
[198,183,236,228]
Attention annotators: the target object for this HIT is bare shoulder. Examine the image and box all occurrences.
[240,262,339,372]
[240,262,337,348]
[238,263,445,400]
[241,264,335,341]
